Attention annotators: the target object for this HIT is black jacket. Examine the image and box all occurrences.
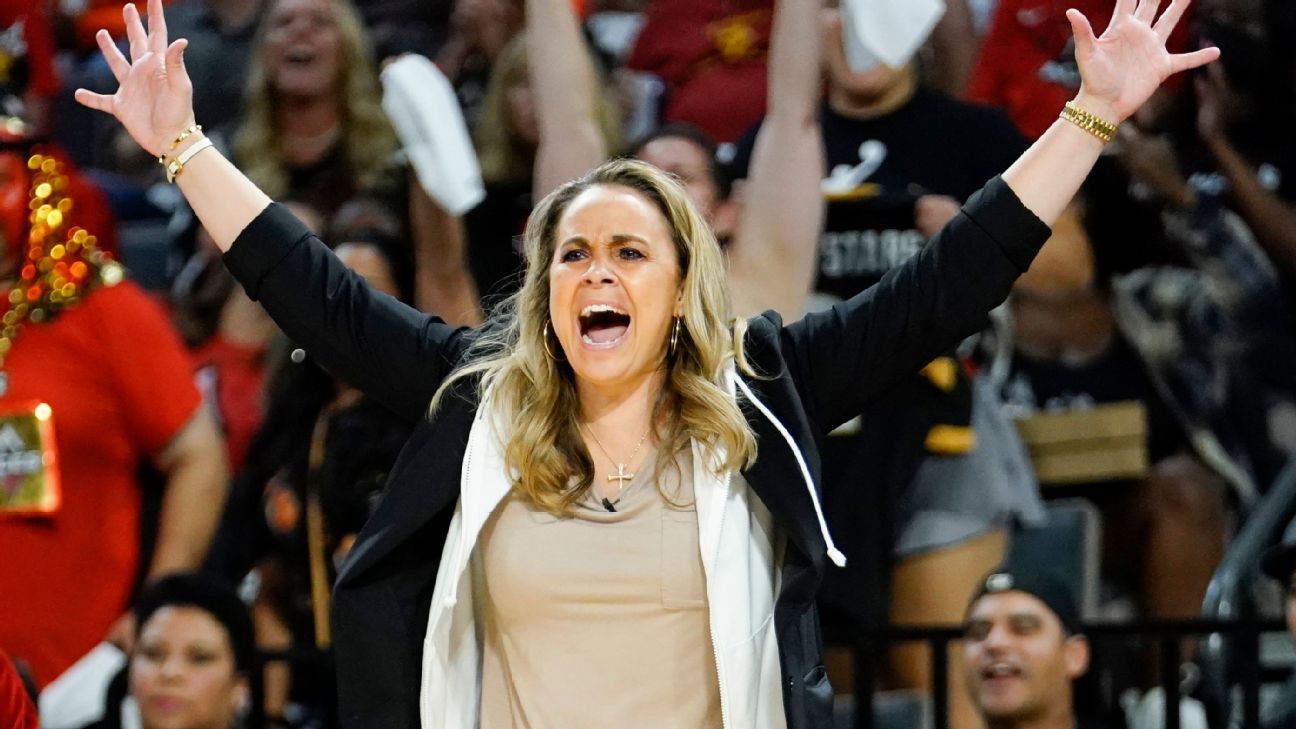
[223,176,1049,728]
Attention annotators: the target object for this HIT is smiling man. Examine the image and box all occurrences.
[962,566,1107,729]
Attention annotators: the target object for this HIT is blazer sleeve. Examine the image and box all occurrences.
[781,176,1051,432]
[223,203,473,423]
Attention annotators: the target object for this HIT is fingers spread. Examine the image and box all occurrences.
[96,29,131,83]
[1171,46,1221,74]
[74,89,114,114]
[147,0,168,54]
[1135,0,1162,22]
[124,3,148,62]
[1115,0,1137,20]
[1153,0,1188,41]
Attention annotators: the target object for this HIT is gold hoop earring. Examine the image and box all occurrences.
[543,321,563,361]
[669,317,682,358]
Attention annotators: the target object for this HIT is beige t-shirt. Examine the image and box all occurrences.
[473,447,724,728]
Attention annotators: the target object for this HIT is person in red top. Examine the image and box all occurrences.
[0,0,60,136]
[0,143,228,688]
[0,650,36,729]
[966,0,1192,139]
[626,0,773,143]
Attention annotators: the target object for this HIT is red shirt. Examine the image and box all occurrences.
[0,651,36,729]
[0,281,201,687]
[0,0,59,98]
[190,334,267,473]
[627,0,772,143]
[966,0,1191,139]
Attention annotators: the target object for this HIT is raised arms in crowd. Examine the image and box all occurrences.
[526,0,824,319]
[76,0,1216,315]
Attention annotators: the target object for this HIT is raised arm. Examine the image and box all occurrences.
[727,0,824,320]
[1001,0,1217,224]
[784,0,1218,430]
[528,0,608,199]
[75,0,473,420]
[409,181,484,326]
[74,0,268,249]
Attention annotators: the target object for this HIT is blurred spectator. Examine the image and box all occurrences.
[79,573,254,729]
[966,0,1191,139]
[436,0,523,128]
[526,0,822,322]
[0,0,59,137]
[995,168,1230,631]
[172,206,319,473]
[1103,12,1296,501]
[234,0,400,216]
[466,30,621,297]
[164,0,265,139]
[0,650,37,729]
[730,9,1036,727]
[1191,3,1296,319]
[627,123,739,244]
[1260,521,1296,729]
[0,145,228,688]
[962,565,1111,729]
[234,226,417,721]
[626,0,772,143]
[351,0,453,59]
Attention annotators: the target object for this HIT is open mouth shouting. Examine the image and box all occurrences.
[578,304,631,349]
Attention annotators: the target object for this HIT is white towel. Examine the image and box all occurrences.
[840,0,946,72]
[381,54,486,216]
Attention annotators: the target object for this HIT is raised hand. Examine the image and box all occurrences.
[1066,0,1219,123]
[73,0,195,158]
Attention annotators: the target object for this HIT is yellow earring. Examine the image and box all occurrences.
[543,321,563,361]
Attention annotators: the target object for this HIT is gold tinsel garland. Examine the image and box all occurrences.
[1,152,122,368]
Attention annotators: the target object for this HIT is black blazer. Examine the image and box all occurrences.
[223,176,1050,729]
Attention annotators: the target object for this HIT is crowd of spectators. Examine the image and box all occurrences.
[3,0,1296,726]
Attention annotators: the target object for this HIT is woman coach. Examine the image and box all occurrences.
[75,1,1215,726]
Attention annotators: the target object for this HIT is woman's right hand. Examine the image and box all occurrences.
[74,0,196,159]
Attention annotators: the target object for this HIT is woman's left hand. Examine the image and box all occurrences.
[1067,0,1220,124]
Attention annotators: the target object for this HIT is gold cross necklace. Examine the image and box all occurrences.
[582,423,651,512]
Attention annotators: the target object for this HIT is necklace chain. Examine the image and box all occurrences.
[582,423,651,506]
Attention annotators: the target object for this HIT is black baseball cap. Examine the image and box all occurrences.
[968,564,1084,636]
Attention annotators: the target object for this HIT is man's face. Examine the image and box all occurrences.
[962,591,1089,725]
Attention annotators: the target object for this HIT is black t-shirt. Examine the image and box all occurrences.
[732,87,1028,299]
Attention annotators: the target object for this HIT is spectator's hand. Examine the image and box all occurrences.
[1195,61,1241,143]
[72,0,196,159]
[915,195,961,238]
[104,611,136,653]
[1065,0,1219,124]
[1112,125,1195,208]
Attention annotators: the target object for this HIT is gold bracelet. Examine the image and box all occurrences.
[156,124,203,164]
[165,136,214,183]
[1060,101,1117,144]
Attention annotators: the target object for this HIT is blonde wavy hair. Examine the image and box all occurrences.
[234,0,398,199]
[433,159,757,514]
[475,33,624,185]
